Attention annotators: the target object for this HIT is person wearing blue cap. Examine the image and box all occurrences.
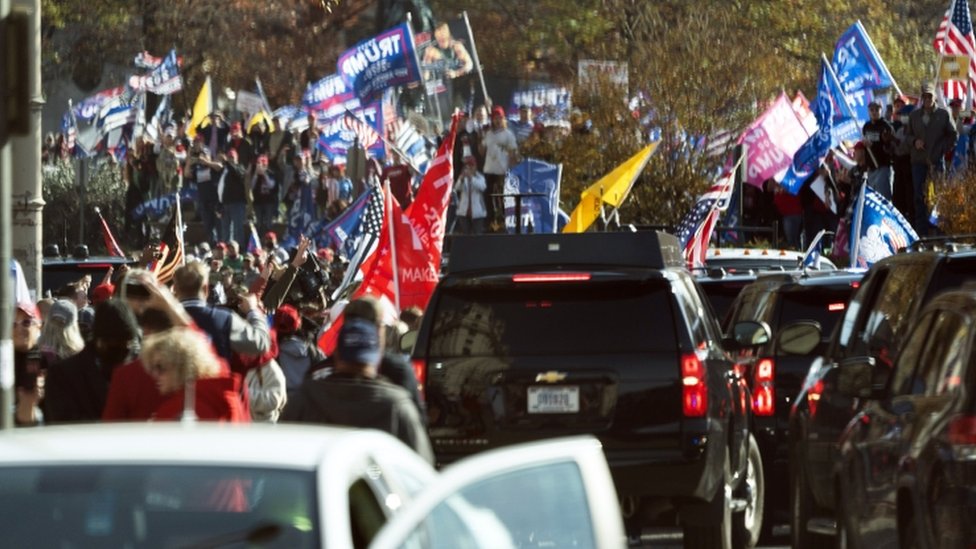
[281,318,433,463]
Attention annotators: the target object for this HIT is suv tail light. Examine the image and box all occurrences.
[807,379,824,417]
[948,415,976,446]
[411,358,427,401]
[752,358,775,416]
[682,353,707,417]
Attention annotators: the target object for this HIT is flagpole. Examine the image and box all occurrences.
[849,183,868,269]
[856,20,904,99]
[463,11,491,107]
[933,1,955,108]
[384,180,401,313]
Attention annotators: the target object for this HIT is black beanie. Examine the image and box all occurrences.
[93,298,139,341]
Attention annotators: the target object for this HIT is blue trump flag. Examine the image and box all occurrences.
[315,101,386,165]
[502,159,562,233]
[337,23,422,104]
[302,74,361,118]
[849,184,918,268]
[304,187,371,253]
[781,58,858,194]
[831,21,896,124]
[282,179,317,249]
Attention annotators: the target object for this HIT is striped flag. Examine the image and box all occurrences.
[343,110,381,149]
[674,176,734,270]
[934,0,976,107]
[152,199,185,284]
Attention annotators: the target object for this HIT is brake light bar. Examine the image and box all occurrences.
[681,353,707,417]
[828,303,846,311]
[512,273,592,283]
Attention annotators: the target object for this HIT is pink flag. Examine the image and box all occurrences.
[737,93,813,188]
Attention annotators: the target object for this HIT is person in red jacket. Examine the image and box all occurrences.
[141,327,249,422]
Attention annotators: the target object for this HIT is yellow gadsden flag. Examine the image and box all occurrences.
[562,141,659,233]
[186,76,213,140]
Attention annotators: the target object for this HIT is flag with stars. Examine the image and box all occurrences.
[330,184,386,300]
[674,176,734,270]
[934,0,976,108]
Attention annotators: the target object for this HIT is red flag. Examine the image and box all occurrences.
[934,0,976,108]
[95,207,125,257]
[357,185,439,312]
[403,114,459,273]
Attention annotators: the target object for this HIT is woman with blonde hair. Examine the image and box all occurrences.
[141,327,248,422]
[37,299,85,363]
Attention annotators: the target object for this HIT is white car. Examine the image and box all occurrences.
[0,423,624,548]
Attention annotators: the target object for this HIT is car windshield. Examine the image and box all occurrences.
[0,465,319,548]
[429,280,678,357]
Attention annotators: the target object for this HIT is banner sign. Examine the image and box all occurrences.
[578,59,629,88]
[510,86,572,124]
[337,23,422,103]
[128,50,183,95]
[503,159,561,234]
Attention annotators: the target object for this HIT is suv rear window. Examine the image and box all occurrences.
[777,286,855,335]
[428,281,677,356]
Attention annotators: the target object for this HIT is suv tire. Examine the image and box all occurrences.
[684,450,733,549]
[790,459,827,549]
[732,435,764,548]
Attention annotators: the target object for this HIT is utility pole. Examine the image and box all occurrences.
[1,0,34,430]
[10,0,42,299]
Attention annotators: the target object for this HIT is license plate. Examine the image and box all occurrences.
[527,386,579,414]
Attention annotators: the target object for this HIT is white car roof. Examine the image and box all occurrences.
[0,423,400,470]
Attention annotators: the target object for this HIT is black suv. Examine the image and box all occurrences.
[835,286,976,548]
[411,231,765,548]
[788,238,976,548]
[722,269,864,538]
[42,251,132,297]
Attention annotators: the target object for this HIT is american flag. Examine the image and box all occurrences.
[934,0,976,107]
[332,184,385,299]
[673,177,734,269]
[343,110,381,149]
[152,198,185,285]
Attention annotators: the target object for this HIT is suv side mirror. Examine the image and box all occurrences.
[837,356,885,399]
[400,330,418,355]
[776,321,822,356]
[727,320,771,350]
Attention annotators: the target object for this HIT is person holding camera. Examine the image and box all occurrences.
[185,135,224,244]
[172,261,271,364]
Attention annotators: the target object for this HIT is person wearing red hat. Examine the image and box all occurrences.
[91,283,115,306]
[480,105,518,231]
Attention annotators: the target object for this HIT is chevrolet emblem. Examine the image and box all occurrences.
[535,371,567,383]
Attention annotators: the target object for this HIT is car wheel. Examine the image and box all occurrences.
[684,450,733,549]
[900,514,919,549]
[790,460,827,549]
[732,435,764,548]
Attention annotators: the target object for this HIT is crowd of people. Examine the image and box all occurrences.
[12,244,432,460]
[744,82,963,251]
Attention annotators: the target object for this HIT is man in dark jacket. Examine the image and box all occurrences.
[43,299,140,423]
[282,318,433,463]
[173,261,270,364]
